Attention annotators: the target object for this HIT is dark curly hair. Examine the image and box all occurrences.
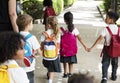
[68,72,97,83]
[64,11,74,32]
[0,31,24,64]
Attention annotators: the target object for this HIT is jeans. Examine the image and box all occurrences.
[27,71,34,83]
[102,48,118,79]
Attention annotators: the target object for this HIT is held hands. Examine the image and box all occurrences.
[84,46,92,52]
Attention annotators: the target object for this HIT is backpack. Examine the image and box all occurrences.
[0,64,18,83]
[42,32,58,58]
[105,27,120,58]
[60,27,78,57]
[45,6,56,18]
[17,34,34,67]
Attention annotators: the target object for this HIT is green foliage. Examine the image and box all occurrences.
[53,0,64,15]
[103,0,111,13]
[64,0,76,6]
[22,0,43,19]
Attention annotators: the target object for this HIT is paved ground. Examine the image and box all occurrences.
[31,0,120,83]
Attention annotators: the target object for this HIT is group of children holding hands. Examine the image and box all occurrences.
[0,9,119,83]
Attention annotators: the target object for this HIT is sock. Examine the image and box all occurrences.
[48,79,52,83]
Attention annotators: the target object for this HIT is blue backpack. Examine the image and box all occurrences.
[24,34,34,67]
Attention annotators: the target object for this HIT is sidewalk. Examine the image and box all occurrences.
[32,0,120,83]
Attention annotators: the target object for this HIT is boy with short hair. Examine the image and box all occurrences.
[88,11,119,83]
[16,14,41,83]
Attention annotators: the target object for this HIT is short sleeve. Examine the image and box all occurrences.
[40,34,46,42]
[72,28,79,36]
[101,28,107,37]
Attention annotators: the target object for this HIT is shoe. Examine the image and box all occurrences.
[110,76,117,81]
[63,73,68,78]
[68,73,72,77]
[101,79,107,83]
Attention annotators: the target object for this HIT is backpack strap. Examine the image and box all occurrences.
[43,31,55,41]
[107,26,120,36]
[106,27,113,36]
[60,27,66,33]
[24,34,32,41]
[43,31,49,38]
[0,64,18,70]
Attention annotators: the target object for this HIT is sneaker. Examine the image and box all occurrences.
[63,73,68,78]
[68,73,72,77]
[101,78,107,83]
[110,76,117,81]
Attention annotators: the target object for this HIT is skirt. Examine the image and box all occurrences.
[42,57,61,72]
[60,55,77,64]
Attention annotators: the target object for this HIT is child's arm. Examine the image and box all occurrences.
[77,35,87,50]
[88,35,103,52]
[36,48,41,55]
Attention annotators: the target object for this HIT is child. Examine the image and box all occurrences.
[0,31,29,83]
[68,72,97,83]
[40,16,61,83]
[16,14,41,83]
[88,11,119,83]
[60,11,87,78]
[40,0,56,30]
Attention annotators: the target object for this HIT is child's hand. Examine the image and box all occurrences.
[87,48,92,52]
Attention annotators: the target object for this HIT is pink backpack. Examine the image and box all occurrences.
[60,27,77,57]
[105,27,120,58]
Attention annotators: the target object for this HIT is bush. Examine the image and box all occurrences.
[103,0,111,13]
[22,0,43,20]
[53,0,64,15]
[64,0,76,7]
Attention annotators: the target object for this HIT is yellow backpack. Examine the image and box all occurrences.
[0,64,18,83]
[42,32,58,58]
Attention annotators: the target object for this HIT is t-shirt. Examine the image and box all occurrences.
[20,31,40,72]
[60,27,80,36]
[2,60,29,83]
[101,24,118,46]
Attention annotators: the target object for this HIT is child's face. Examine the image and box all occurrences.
[28,21,33,31]
[105,15,114,24]
[13,39,25,60]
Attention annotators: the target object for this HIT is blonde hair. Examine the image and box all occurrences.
[46,16,59,38]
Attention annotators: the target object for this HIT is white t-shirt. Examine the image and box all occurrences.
[2,60,29,83]
[60,27,80,36]
[40,29,60,60]
[101,24,118,46]
[20,31,40,72]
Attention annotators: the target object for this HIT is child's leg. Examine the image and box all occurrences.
[101,51,110,83]
[63,63,67,74]
[48,72,54,83]
[68,63,73,77]
[68,63,73,74]
[62,63,68,78]
[111,57,118,80]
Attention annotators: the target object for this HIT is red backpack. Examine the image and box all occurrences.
[45,6,56,18]
[60,27,78,57]
[105,27,120,58]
